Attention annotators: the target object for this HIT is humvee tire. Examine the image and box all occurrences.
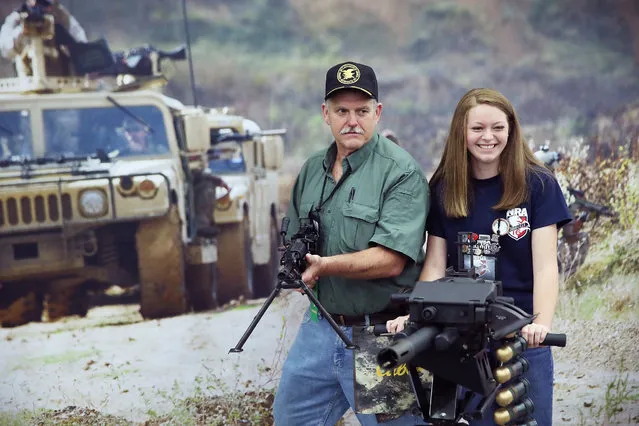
[45,278,88,321]
[186,262,218,311]
[0,285,42,327]
[216,216,254,305]
[253,217,279,298]
[136,207,188,319]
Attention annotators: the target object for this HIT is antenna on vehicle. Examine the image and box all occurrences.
[181,0,198,106]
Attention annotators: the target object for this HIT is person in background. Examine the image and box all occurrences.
[191,167,230,239]
[119,118,169,155]
[381,128,400,146]
[386,88,572,425]
[272,61,429,425]
[534,143,562,172]
[0,0,87,75]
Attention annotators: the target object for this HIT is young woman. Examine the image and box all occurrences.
[387,88,571,425]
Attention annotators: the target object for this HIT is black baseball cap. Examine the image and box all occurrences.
[324,61,378,101]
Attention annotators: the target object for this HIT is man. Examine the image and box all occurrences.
[120,118,170,155]
[121,120,153,154]
[381,128,400,146]
[0,0,87,75]
[534,143,562,172]
[272,61,429,425]
[191,167,230,239]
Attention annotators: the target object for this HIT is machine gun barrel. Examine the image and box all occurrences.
[377,326,439,370]
[574,198,616,217]
[213,128,287,144]
[567,187,617,217]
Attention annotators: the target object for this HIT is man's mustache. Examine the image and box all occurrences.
[340,127,364,135]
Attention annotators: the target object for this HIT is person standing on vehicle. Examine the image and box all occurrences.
[272,61,429,425]
[386,88,572,425]
[0,0,87,75]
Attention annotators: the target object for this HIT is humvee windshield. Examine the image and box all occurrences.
[0,105,170,160]
[43,105,170,158]
[0,110,32,159]
[208,144,247,173]
[208,128,246,173]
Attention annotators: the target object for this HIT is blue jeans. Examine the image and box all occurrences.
[469,347,554,426]
[273,309,427,426]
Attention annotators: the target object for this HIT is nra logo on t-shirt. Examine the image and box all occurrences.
[505,207,531,241]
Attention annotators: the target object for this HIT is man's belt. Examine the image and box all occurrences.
[328,311,402,327]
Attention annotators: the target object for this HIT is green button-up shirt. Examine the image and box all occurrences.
[287,133,430,315]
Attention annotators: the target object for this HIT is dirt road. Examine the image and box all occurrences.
[0,294,637,425]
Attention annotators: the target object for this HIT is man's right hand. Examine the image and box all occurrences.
[386,315,409,333]
[295,253,321,293]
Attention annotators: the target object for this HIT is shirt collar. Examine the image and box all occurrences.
[322,133,379,173]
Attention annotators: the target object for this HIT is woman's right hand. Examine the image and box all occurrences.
[386,315,410,333]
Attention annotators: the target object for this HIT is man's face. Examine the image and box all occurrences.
[322,90,382,156]
[124,125,150,152]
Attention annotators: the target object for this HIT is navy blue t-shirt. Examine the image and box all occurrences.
[427,169,572,315]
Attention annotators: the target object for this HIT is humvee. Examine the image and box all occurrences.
[0,12,220,326]
[206,110,284,304]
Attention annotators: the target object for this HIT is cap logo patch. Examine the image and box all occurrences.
[337,63,360,84]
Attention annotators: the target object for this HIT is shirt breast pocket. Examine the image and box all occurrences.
[340,203,379,252]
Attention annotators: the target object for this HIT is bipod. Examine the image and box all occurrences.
[229,276,358,353]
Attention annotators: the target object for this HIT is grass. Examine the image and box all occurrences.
[556,274,639,321]
[556,227,639,322]
[577,359,639,426]
[11,348,101,370]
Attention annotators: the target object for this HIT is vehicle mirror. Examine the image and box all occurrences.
[182,111,209,152]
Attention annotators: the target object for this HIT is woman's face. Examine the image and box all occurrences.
[465,104,509,178]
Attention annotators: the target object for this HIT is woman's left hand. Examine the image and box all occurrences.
[521,323,550,348]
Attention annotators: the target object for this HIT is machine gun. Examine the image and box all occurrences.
[374,278,566,425]
[108,44,187,77]
[566,187,617,222]
[211,128,287,145]
[9,2,186,88]
[559,187,618,278]
[229,214,358,353]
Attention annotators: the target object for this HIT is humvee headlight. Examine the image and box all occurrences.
[137,179,158,199]
[79,189,108,218]
[117,176,136,196]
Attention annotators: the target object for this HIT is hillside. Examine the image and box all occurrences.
[1,0,638,169]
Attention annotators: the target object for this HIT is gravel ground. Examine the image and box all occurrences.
[0,294,638,426]
[551,318,639,425]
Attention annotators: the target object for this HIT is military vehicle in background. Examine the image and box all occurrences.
[205,110,284,304]
[0,10,224,326]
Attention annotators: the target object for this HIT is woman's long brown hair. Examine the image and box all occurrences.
[430,88,549,218]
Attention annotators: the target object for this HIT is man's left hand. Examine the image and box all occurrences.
[521,323,550,348]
